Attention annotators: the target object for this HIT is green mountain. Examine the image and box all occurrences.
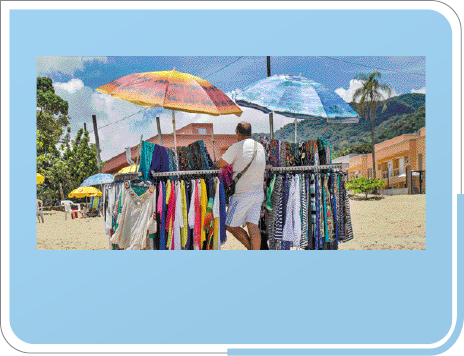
[254,93,425,155]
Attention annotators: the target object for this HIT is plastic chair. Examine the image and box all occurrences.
[61,200,82,220]
[37,199,44,223]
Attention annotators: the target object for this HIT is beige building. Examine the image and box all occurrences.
[348,127,425,190]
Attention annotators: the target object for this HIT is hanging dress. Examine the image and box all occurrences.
[110,182,157,250]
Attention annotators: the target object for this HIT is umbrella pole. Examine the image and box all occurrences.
[294,118,298,144]
[269,112,274,140]
[156,116,163,145]
[171,110,179,171]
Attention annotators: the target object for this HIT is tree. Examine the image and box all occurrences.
[352,72,392,179]
[37,77,70,156]
[64,128,99,189]
[347,176,386,199]
[37,77,99,206]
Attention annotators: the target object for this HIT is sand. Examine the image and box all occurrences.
[37,194,425,250]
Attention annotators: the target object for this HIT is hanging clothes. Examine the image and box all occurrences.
[149,144,170,176]
[110,182,157,250]
[212,178,221,250]
[200,179,208,247]
[165,180,175,249]
[300,174,309,249]
[180,181,188,249]
[139,141,156,180]
[269,139,280,167]
[282,175,302,248]
[194,180,202,250]
[172,181,183,250]
[218,178,227,245]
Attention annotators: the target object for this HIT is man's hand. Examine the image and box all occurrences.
[216,159,229,168]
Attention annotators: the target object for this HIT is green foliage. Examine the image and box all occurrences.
[333,140,372,158]
[270,93,425,151]
[37,77,99,206]
[37,77,70,156]
[346,177,386,199]
[65,129,99,189]
[376,104,425,142]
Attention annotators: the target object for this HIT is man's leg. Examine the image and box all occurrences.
[246,222,261,250]
[225,225,251,250]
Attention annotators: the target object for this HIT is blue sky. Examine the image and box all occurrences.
[37,56,425,161]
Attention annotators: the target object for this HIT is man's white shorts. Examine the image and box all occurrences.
[225,190,265,227]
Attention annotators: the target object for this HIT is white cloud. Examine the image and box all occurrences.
[53,78,84,94]
[51,83,293,162]
[411,87,426,94]
[37,56,108,76]
[53,79,145,161]
[335,79,398,103]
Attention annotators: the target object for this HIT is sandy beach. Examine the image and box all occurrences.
[37,195,425,250]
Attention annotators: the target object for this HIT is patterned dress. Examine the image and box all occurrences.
[299,174,309,249]
[269,139,280,167]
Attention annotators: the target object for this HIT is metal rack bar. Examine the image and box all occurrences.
[150,169,221,178]
[149,164,343,178]
[268,164,343,172]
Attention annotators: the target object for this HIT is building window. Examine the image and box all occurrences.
[198,128,207,134]
[405,156,409,164]
[418,154,423,170]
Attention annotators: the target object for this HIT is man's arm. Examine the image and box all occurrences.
[216,144,236,168]
[215,159,229,168]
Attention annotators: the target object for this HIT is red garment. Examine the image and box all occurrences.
[219,164,233,187]
[193,180,202,249]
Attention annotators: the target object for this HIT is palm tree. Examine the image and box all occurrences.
[352,72,392,180]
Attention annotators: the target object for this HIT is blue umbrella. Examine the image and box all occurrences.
[235,74,359,142]
[79,173,114,187]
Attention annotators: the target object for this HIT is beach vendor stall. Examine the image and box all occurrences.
[97,71,355,250]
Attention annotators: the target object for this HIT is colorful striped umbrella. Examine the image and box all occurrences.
[97,70,243,169]
[69,187,102,198]
[79,173,114,187]
[235,74,359,142]
[97,70,243,116]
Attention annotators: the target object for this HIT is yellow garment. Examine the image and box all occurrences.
[166,180,171,204]
[180,181,188,249]
[200,179,207,245]
[213,218,219,250]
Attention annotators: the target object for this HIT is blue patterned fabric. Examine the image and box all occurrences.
[331,173,339,243]
[273,175,284,242]
[315,174,322,250]
[219,179,227,245]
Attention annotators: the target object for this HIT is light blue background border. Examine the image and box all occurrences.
[8,9,458,353]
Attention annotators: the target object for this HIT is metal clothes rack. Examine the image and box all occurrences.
[150,169,221,178]
[149,164,344,178]
[268,163,343,172]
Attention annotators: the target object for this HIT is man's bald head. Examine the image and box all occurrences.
[236,122,252,137]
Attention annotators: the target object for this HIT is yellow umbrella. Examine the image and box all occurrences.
[118,164,139,173]
[68,186,102,198]
[37,173,45,184]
